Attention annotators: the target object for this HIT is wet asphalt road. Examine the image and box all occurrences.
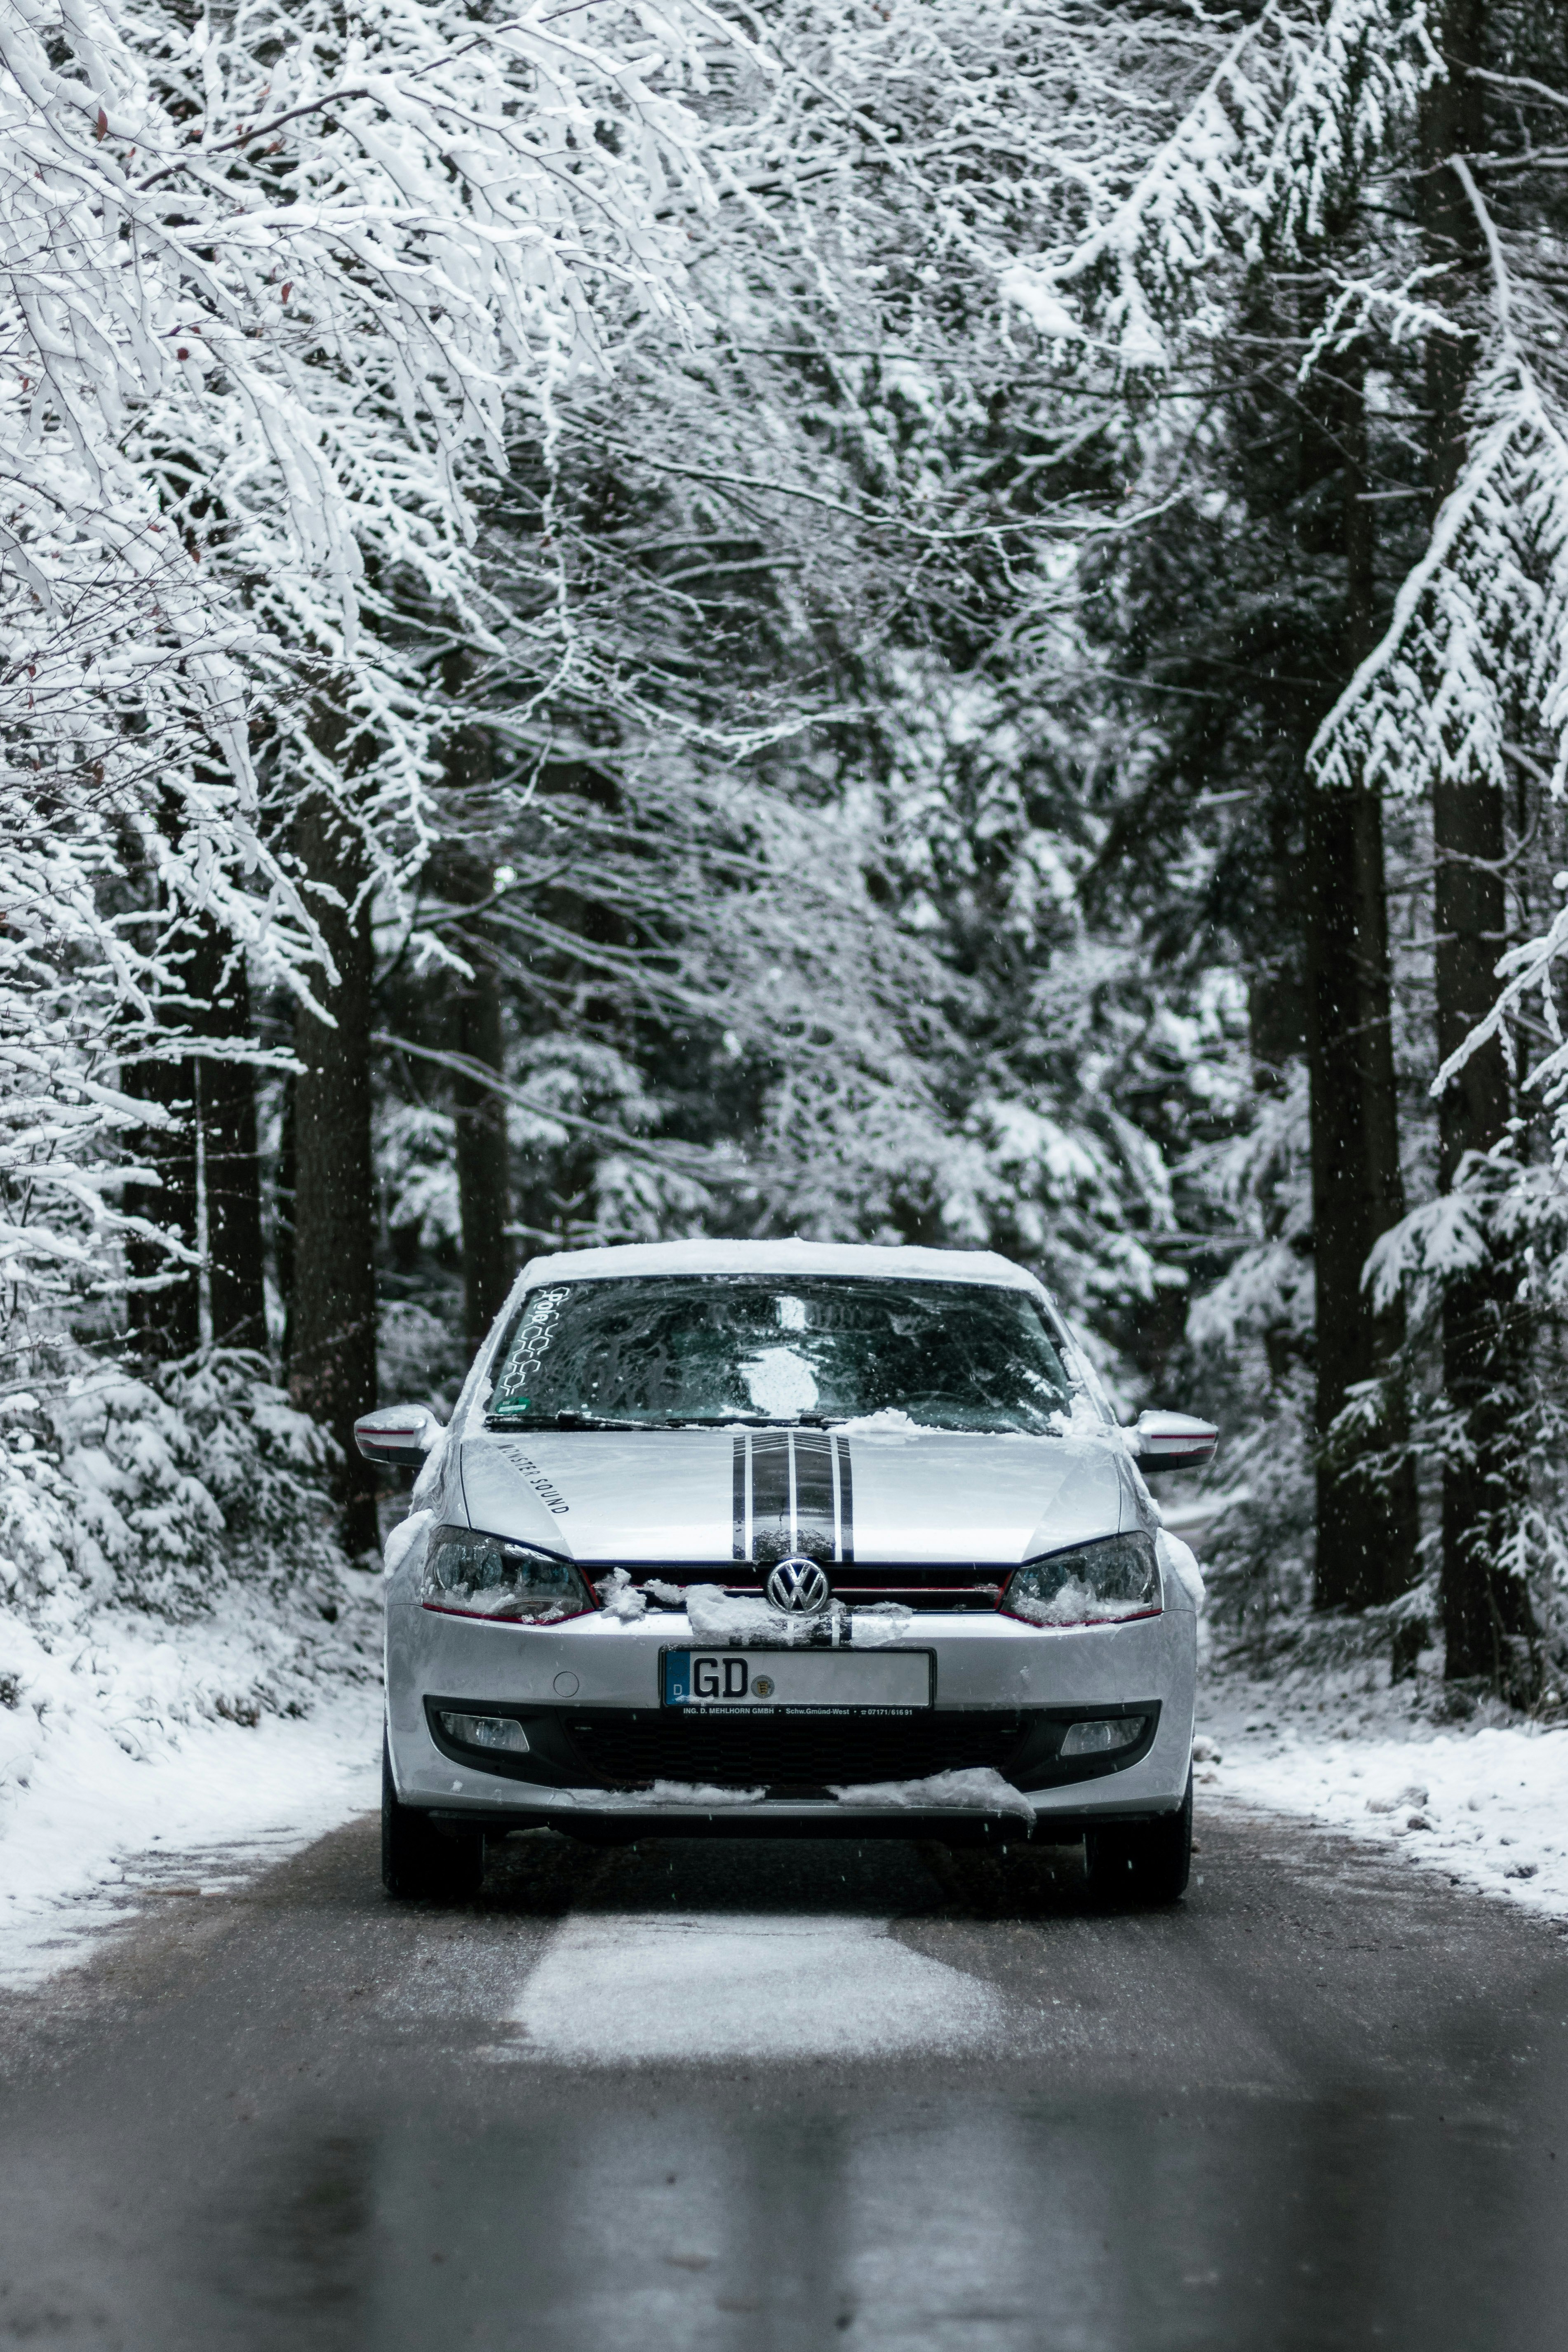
[3,1807,1568,2351]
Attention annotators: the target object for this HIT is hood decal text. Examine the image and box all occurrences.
[491,1442,569,1515]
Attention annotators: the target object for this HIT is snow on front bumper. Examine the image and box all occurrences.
[384,1600,1196,1830]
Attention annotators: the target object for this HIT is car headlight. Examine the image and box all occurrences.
[1001,1533,1161,1627]
[420,1524,595,1623]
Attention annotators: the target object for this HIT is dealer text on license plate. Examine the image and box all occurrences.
[661,1649,933,1710]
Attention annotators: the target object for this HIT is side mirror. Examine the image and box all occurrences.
[354,1403,445,1468]
[1132,1410,1218,1475]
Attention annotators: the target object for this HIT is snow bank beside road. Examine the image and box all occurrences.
[0,1699,381,1991]
[1198,1710,1568,1918]
[0,1616,381,1988]
[0,1354,386,1988]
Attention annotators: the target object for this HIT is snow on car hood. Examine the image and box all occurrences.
[456,1421,1131,1565]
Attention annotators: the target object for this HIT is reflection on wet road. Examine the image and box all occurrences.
[2,1812,1568,2349]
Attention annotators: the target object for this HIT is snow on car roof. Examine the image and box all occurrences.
[516,1237,1047,1294]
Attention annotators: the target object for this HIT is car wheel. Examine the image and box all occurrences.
[381,1731,486,1900]
[1084,1771,1192,1906]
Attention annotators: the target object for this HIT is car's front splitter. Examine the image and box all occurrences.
[416,1795,1183,1844]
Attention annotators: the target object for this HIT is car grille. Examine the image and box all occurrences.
[604,1565,1008,1614]
[561,1708,1035,1792]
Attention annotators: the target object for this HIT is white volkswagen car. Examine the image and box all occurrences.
[363,1240,1214,1906]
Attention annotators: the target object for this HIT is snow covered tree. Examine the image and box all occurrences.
[961,0,1437,1605]
[21,0,1568,1687]
[374,0,1235,1353]
[1305,0,1568,1681]
[0,0,768,1542]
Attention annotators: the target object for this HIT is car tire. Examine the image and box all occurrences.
[1084,1771,1192,1906]
[381,1731,486,1900]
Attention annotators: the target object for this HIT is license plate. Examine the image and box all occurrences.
[661,1649,933,1711]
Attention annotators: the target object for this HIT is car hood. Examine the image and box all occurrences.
[456,1422,1132,1566]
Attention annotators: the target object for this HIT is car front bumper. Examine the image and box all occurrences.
[384,1600,1197,1838]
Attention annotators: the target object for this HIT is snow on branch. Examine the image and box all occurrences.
[1310,347,1568,802]
[984,0,1434,372]
[0,0,760,1324]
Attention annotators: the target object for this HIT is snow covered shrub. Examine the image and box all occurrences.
[0,1350,371,1694]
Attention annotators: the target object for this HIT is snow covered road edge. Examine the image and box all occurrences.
[1197,1715,1568,1919]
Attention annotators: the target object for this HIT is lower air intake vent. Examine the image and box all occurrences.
[563,1710,1035,1792]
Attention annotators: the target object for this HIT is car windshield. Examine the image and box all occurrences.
[485,1275,1079,1435]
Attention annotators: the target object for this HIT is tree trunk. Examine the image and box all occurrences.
[123,1045,200,1364]
[122,795,266,1364]
[203,1037,267,1355]
[1307,359,1419,1609]
[1304,792,1418,1606]
[437,669,512,1352]
[452,950,512,1352]
[289,788,380,1558]
[1420,0,1531,1680]
[1433,764,1527,1677]
[275,1066,296,1373]
[181,920,268,1355]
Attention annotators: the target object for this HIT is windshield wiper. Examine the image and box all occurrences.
[655,1412,848,1430]
[487,1410,802,1432]
[488,1407,1058,1435]
[486,1410,647,1432]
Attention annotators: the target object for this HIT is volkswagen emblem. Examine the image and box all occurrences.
[765,1555,833,1613]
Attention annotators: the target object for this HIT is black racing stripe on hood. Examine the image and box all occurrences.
[744,1428,841,1563]
[750,1429,791,1558]
[834,1433,854,1563]
[732,1433,747,1561]
[793,1430,835,1557]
